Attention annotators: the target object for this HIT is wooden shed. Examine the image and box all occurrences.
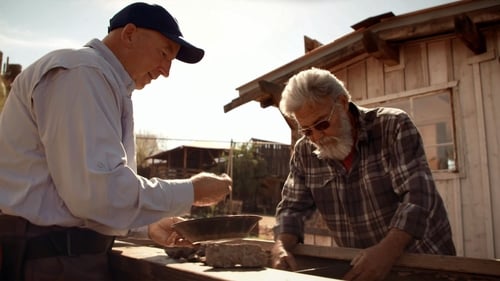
[224,0,500,259]
[146,141,230,179]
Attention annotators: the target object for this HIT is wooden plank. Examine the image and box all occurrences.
[351,12,395,31]
[332,68,347,87]
[218,239,500,277]
[347,60,367,101]
[110,241,340,281]
[292,254,500,281]
[357,81,458,106]
[427,40,451,85]
[467,48,497,259]
[404,43,428,90]
[450,37,485,257]
[436,179,465,256]
[373,1,500,41]
[488,29,500,258]
[384,65,405,94]
[292,244,500,277]
[365,56,385,99]
[110,240,500,280]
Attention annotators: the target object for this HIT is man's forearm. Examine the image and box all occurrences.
[380,228,413,259]
[276,233,299,251]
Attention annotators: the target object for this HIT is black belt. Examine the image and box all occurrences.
[25,227,115,260]
[0,215,115,260]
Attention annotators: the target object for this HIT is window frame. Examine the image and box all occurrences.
[357,81,463,178]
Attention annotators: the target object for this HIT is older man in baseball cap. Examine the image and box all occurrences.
[105,2,205,89]
[108,2,204,63]
[0,3,231,280]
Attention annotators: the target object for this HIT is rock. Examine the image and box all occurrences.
[204,243,269,268]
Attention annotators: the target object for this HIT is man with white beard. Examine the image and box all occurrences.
[270,68,456,281]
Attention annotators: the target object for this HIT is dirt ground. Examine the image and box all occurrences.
[256,215,276,240]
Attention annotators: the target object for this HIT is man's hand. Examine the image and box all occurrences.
[148,217,192,247]
[343,228,411,281]
[191,172,232,206]
[271,233,299,271]
[343,243,396,281]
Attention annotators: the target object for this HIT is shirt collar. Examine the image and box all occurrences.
[348,102,374,144]
[84,39,135,96]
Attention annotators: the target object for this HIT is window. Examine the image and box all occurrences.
[366,90,457,172]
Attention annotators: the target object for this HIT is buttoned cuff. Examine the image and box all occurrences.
[127,225,150,239]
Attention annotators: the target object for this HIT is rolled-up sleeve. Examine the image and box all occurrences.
[274,143,316,242]
[387,113,437,239]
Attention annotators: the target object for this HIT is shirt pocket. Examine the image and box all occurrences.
[306,168,343,216]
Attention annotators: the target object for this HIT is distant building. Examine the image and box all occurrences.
[145,139,290,215]
[145,140,231,179]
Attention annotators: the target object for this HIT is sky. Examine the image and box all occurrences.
[0,0,456,147]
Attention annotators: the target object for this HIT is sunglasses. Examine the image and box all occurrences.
[298,106,336,137]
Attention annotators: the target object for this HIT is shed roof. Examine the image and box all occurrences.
[146,141,230,161]
[223,0,500,113]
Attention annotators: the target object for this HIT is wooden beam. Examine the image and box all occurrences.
[304,36,323,53]
[257,80,296,130]
[236,240,500,277]
[231,1,500,112]
[224,85,267,113]
[454,14,486,54]
[258,80,284,108]
[351,12,395,31]
[362,30,399,66]
[259,97,275,108]
[292,244,500,277]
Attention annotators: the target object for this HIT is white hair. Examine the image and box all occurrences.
[279,67,351,118]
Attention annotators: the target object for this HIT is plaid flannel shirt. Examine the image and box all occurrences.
[275,103,456,255]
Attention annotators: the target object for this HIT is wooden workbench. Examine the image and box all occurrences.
[110,239,500,281]
[109,240,340,281]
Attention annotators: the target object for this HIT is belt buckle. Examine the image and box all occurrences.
[49,228,76,257]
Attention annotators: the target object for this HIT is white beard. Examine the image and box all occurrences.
[312,109,354,160]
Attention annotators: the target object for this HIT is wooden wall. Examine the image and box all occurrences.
[305,26,500,259]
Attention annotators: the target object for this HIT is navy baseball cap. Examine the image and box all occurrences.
[108,2,204,64]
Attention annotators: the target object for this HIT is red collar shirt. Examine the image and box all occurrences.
[275,103,455,255]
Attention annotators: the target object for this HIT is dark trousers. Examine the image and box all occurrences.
[0,215,115,281]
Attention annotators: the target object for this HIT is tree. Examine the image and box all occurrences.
[210,142,268,213]
[136,133,160,177]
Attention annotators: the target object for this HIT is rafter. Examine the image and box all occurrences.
[362,30,400,66]
[454,14,486,54]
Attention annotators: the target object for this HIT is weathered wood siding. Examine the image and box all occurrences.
[305,27,500,259]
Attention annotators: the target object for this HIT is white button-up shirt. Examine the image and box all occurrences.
[0,39,193,236]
